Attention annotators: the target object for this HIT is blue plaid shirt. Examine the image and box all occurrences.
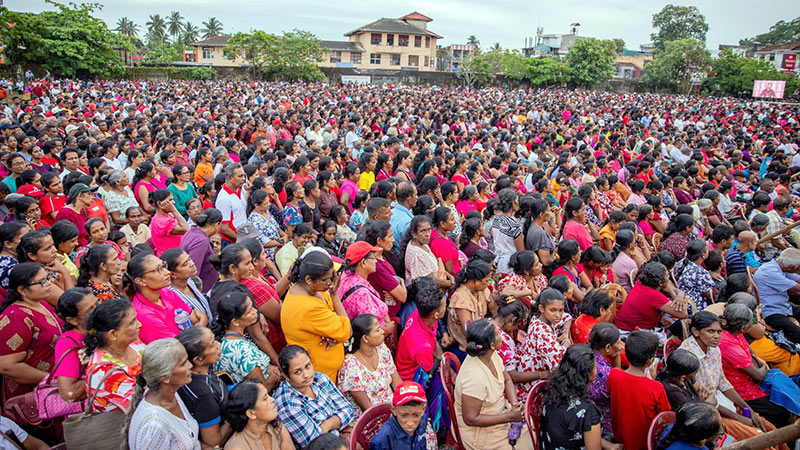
[274,372,356,448]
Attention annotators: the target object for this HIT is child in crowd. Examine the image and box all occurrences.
[370,381,437,450]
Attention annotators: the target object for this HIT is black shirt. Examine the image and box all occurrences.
[178,373,228,429]
[541,397,602,450]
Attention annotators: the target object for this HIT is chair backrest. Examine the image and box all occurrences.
[653,232,663,252]
[349,403,393,450]
[647,411,676,450]
[524,380,548,450]
[663,337,682,362]
[440,352,463,450]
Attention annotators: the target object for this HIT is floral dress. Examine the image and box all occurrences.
[0,255,17,289]
[516,314,571,402]
[677,260,716,310]
[497,273,547,309]
[249,211,282,259]
[496,326,520,373]
[86,340,146,412]
[90,280,121,302]
[337,344,396,414]
[216,337,271,383]
[282,203,303,230]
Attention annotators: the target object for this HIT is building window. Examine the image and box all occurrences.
[424,56,430,67]
[415,36,422,47]
[329,51,342,63]
[769,54,775,61]
[370,53,381,65]
[202,47,215,59]
[371,33,382,45]
[408,55,419,66]
[399,35,409,47]
[390,53,401,66]
[425,37,431,48]
[387,34,394,46]
[351,52,362,64]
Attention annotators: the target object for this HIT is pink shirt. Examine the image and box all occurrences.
[150,213,182,257]
[53,329,84,379]
[132,288,190,343]
[337,270,388,324]
[396,310,437,381]
[562,220,593,251]
[430,230,461,274]
[340,179,359,211]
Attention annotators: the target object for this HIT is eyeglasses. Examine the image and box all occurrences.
[142,261,169,276]
[27,273,56,287]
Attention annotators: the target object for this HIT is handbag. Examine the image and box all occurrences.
[35,344,86,420]
[63,366,128,450]
[3,391,41,427]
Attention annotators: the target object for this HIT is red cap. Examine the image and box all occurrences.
[272,119,283,126]
[17,184,44,198]
[393,381,426,406]
[83,112,93,118]
[344,241,381,266]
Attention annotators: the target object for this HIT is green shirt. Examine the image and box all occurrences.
[167,183,197,219]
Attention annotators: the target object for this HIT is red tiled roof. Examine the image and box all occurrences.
[757,41,800,52]
[401,12,433,22]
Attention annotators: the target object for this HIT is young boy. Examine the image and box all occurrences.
[608,330,671,450]
[370,381,436,450]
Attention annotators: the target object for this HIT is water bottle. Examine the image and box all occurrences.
[509,421,523,446]
[174,309,192,331]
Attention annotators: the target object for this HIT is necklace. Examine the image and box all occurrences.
[224,332,245,340]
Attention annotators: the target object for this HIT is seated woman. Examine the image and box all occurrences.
[78,244,123,302]
[337,241,394,335]
[551,239,589,313]
[610,229,649,292]
[75,218,126,263]
[274,345,356,449]
[581,246,617,288]
[598,211,626,252]
[657,349,712,410]
[517,288,572,402]
[658,213,694,261]
[0,262,65,400]
[430,207,461,278]
[338,314,401,413]
[613,261,688,336]
[213,291,281,389]
[161,248,213,324]
[221,379,294,450]
[148,189,189,257]
[587,322,623,437]
[656,402,724,450]
[675,239,716,311]
[402,215,454,289]
[396,277,446,381]
[125,339,201,450]
[177,326,230,449]
[85,298,145,413]
[542,344,619,450]
[275,223,314,277]
[497,250,547,309]
[17,228,73,293]
[492,298,548,401]
[281,250,352,383]
[571,288,617,345]
[55,287,98,403]
[455,319,532,450]
[447,259,495,360]
[361,220,407,319]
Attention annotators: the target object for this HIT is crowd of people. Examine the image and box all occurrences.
[0,77,797,449]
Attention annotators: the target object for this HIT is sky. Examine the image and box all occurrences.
[5,0,795,52]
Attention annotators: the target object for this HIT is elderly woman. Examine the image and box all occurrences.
[281,251,352,382]
[613,261,688,335]
[103,170,139,226]
[337,241,394,336]
[401,215,454,289]
[222,380,294,450]
[274,345,356,449]
[491,189,525,275]
[125,339,201,450]
[447,260,495,359]
[455,319,532,450]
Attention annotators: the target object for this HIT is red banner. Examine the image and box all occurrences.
[784,54,797,69]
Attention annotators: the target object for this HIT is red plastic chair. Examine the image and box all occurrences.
[440,352,464,450]
[349,403,393,450]
[663,337,682,361]
[524,380,548,450]
[647,411,676,450]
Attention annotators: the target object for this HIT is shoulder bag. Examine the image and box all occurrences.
[63,366,128,450]
[35,342,86,420]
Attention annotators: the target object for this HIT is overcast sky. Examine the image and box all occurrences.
[6,0,794,52]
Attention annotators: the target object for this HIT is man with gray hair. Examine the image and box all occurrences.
[753,248,800,343]
[214,163,246,246]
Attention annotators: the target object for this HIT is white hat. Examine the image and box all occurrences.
[65,124,80,134]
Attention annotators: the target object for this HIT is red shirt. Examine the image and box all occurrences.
[396,310,437,381]
[613,282,669,331]
[562,220,593,251]
[39,194,68,226]
[719,330,768,401]
[609,368,670,450]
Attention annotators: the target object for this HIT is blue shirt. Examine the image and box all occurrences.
[753,259,800,317]
[390,203,414,253]
[660,424,705,450]
[370,413,430,450]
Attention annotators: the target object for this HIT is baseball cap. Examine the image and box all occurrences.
[65,124,80,135]
[83,112,93,118]
[17,184,44,198]
[392,381,426,406]
[344,241,381,266]
[68,183,98,200]
[272,119,283,126]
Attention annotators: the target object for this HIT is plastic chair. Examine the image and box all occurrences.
[349,403,393,450]
[663,337,682,361]
[440,352,464,450]
[524,380,548,450]
[653,233,663,252]
[647,411,676,450]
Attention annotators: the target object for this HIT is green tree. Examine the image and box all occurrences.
[642,38,710,93]
[146,14,167,44]
[115,17,139,39]
[651,5,708,50]
[526,58,571,85]
[166,11,184,40]
[457,53,492,86]
[269,29,324,81]
[565,37,617,87]
[613,38,626,54]
[740,16,800,46]
[704,49,799,97]
[467,35,480,52]
[226,30,279,77]
[0,2,129,78]
[500,51,528,80]
[182,22,199,44]
[202,17,224,38]
[490,42,502,52]
[142,42,183,65]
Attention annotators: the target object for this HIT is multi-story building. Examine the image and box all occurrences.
[614,50,653,79]
[186,36,244,67]
[318,12,442,71]
[436,44,475,71]
[753,41,800,76]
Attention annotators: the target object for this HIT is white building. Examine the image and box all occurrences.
[752,41,800,76]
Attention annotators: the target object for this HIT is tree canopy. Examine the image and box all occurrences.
[642,38,710,93]
[651,5,708,50]
[226,29,323,81]
[565,37,617,87]
[704,50,800,97]
[740,16,800,46]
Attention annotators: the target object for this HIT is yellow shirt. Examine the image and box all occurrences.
[60,253,79,280]
[280,290,351,383]
[358,171,376,192]
[750,336,800,377]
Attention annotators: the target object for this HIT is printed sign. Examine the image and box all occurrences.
[752,80,785,99]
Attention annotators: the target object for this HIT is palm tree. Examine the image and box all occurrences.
[115,17,139,39]
[490,42,502,51]
[467,35,480,50]
[182,22,200,44]
[166,11,184,39]
[146,14,168,44]
[201,17,224,38]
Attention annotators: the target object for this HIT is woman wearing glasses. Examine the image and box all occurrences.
[123,253,198,344]
[0,262,65,399]
[167,164,198,220]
